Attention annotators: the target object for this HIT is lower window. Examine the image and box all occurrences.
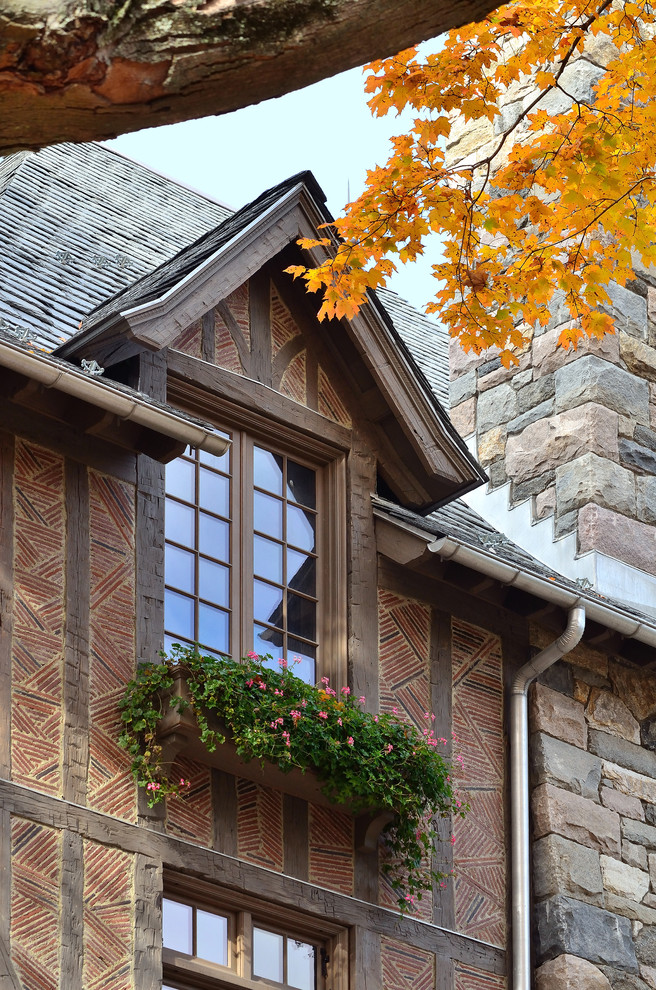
[161,877,348,990]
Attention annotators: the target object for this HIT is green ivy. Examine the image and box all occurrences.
[118,645,467,910]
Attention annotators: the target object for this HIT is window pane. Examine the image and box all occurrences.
[199,468,229,518]
[162,899,192,955]
[253,928,284,982]
[197,909,228,966]
[198,603,229,655]
[254,491,283,540]
[254,535,283,584]
[165,590,194,641]
[287,505,315,553]
[287,550,315,597]
[287,594,316,641]
[166,458,195,503]
[199,557,229,608]
[199,513,230,562]
[287,461,316,510]
[253,580,283,627]
[199,435,230,472]
[165,499,195,548]
[287,639,316,685]
[164,633,193,656]
[254,447,283,495]
[254,624,284,664]
[288,939,316,990]
[165,544,195,594]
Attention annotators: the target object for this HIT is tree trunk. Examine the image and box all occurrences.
[0,0,497,153]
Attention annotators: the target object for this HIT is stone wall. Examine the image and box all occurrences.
[529,630,656,989]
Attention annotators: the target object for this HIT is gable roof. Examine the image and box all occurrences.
[0,143,231,352]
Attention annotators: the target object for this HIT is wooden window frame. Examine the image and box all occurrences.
[164,422,347,687]
[162,873,349,990]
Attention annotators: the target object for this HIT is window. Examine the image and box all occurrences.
[164,429,345,686]
[160,881,348,990]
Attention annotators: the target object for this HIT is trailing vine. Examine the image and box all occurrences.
[119,646,466,909]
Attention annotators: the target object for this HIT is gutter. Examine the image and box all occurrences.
[0,336,229,457]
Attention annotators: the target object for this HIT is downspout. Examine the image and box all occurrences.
[511,604,585,990]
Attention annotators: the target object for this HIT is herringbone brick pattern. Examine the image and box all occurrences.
[452,619,506,948]
[271,286,300,357]
[166,756,212,846]
[222,284,251,349]
[454,962,507,989]
[12,441,65,794]
[318,367,352,427]
[237,778,284,871]
[280,350,307,405]
[171,317,202,358]
[308,804,353,895]
[11,817,61,990]
[381,937,434,990]
[88,471,137,821]
[378,589,432,919]
[83,840,133,990]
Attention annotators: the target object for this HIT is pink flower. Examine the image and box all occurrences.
[258,682,267,690]
[245,679,255,687]
[274,688,283,696]
[341,686,350,696]
[301,699,308,708]
[374,715,379,723]
[337,717,343,726]
[392,707,399,715]
[290,710,302,722]
[321,676,330,686]
[358,696,365,705]
[292,655,302,665]
[318,711,328,720]
[347,736,354,746]
[246,651,259,660]
[282,730,291,748]
[146,782,161,791]
[278,658,288,670]
[386,743,393,754]
[450,834,456,845]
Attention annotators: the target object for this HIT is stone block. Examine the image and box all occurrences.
[555,355,650,424]
[578,505,656,578]
[532,325,620,377]
[557,454,636,517]
[603,763,656,806]
[611,665,656,723]
[449,370,476,407]
[535,894,638,970]
[535,954,612,990]
[576,679,592,705]
[601,786,645,823]
[621,336,656,384]
[513,470,555,504]
[648,853,656,890]
[624,841,649,871]
[535,486,556,520]
[478,426,506,464]
[537,659,575,697]
[606,892,656,926]
[449,397,475,438]
[623,819,656,851]
[477,383,519,433]
[637,477,656,525]
[506,399,555,435]
[449,338,486,378]
[605,282,648,336]
[590,730,656,779]
[532,782,620,856]
[620,439,656,475]
[506,404,619,482]
[641,965,656,990]
[635,426,656,453]
[636,927,656,967]
[532,732,602,800]
[534,833,603,904]
[586,693,641,744]
[517,373,556,412]
[601,855,650,902]
[530,682,586,748]
[568,643,610,678]
[487,458,508,488]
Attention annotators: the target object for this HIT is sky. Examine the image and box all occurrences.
[106,63,442,314]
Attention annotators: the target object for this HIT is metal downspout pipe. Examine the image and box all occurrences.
[510,604,586,990]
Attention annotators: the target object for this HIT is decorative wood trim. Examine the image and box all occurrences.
[0,776,506,974]
[202,309,216,366]
[0,808,23,990]
[283,794,309,881]
[63,460,90,806]
[350,927,382,990]
[436,958,455,990]
[60,830,84,989]
[134,853,164,990]
[249,270,272,387]
[216,300,250,374]
[0,431,14,779]
[212,769,238,858]
[272,336,305,391]
[431,609,455,931]
[167,353,351,453]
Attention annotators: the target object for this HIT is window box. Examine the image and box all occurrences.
[156,667,393,852]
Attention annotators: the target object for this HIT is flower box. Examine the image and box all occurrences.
[156,669,393,852]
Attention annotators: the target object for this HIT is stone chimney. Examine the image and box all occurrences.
[445,50,656,613]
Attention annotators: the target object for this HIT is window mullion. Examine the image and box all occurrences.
[235,910,252,979]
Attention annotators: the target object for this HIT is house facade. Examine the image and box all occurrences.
[1,143,656,990]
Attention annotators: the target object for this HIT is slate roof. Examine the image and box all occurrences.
[0,143,231,352]
[376,287,449,408]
